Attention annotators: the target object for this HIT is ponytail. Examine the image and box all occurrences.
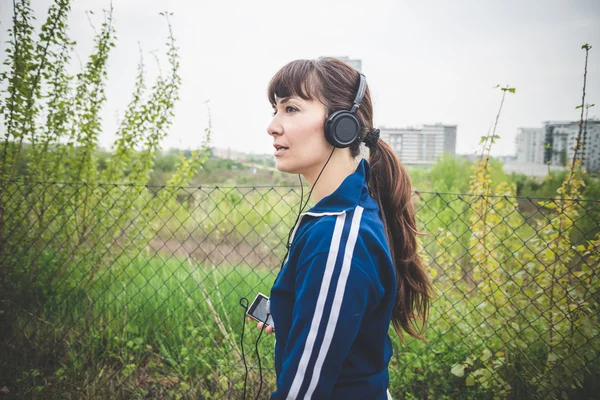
[367,137,433,343]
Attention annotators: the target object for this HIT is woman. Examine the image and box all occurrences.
[251,58,432,399]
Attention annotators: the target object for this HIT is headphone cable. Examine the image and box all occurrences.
[254,312,270,400]
[241,146,336,399]
[239,298,249,400]
[285,146,336,251]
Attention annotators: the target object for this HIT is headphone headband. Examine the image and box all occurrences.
[350,72,367,114]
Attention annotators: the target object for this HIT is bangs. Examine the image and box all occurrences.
[267,60,323,107]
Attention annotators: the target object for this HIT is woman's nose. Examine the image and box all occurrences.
[267,118,282,137]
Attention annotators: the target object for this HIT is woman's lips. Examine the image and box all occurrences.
[274,147,288,156]
[274,144,289,156]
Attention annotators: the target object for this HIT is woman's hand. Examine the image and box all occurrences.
[247,317,274,334]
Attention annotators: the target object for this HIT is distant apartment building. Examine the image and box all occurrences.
[379,124,457,165]
[514,120,600,173]
[516,127,546,164]
[544,120,600,172]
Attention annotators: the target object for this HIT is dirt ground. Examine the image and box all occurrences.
[149,236,285,269]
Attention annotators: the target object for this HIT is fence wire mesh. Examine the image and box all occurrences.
[0,181,598,399]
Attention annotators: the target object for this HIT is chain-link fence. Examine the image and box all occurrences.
[0,180,598,399]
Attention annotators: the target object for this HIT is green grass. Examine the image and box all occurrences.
[2,249,598,399]
[2,254,278,399]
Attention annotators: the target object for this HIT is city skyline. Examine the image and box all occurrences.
[1,0,598,158]
[516,120,600,172]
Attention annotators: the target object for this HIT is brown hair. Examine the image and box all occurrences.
[268,58,433,343]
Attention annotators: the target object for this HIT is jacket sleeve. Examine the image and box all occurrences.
[270,251,375,399]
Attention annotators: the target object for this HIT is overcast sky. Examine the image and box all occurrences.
[1,0,599,156]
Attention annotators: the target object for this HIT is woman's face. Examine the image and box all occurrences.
[267,95,333,176]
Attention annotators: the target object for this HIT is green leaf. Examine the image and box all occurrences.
[122,364,136,377]
[482,348,492,362]
[451,363,465,377]
[466,375,476,386]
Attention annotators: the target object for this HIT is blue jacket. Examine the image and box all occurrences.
[269,159,397,400]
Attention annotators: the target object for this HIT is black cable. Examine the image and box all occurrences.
[239,298,250,400]
[284,146,336,251]
[254,312,270,400]
[273,146,337,287]
[239,297,272,400]
[300,146,336,211]
[240,146,337,399]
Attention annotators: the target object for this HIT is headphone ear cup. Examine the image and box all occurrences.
[324,111,360,148]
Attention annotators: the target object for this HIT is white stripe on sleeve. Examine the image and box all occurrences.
[303,206,364,399]
[286,212,347,400]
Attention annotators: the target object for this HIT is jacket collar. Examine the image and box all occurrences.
[306,158,378,215]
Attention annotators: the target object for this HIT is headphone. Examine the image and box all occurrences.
[324,71,367,148]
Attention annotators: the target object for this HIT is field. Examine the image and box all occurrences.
[1,184,598,399]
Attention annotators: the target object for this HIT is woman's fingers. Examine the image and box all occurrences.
[247,317,274,334]
[256,322,274,334]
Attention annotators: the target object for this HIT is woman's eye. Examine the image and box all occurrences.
[272,105,298,116]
